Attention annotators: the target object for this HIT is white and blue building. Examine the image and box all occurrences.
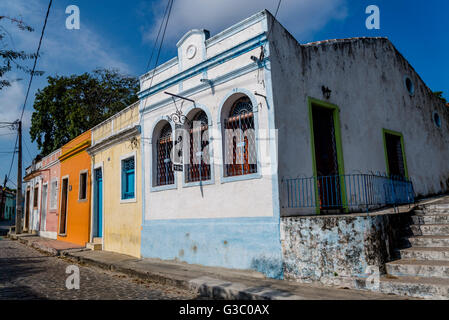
[138,10,449,279]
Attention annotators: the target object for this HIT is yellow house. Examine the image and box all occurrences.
[87,102,141,257]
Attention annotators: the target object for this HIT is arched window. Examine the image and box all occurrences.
[186,110,211,182]
[223,96,257,177]
[156,123,174,186]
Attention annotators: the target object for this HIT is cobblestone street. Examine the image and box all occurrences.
[0,238,200,300]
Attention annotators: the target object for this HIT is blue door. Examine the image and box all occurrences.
[94,168,103,237]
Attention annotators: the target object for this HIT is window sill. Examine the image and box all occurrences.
[78,199,88,203]
[221,172,262,184]
[150,184,177,192]
[183,179,215,188]
[120,198,137,204]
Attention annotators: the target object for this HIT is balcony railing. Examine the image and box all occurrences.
[283,174,414,213]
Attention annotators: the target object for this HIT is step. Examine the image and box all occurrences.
[93,237,102,244]
[86,242,102,251]
[423,203,449,210]
[412,215,449,225]
[415,207,449,215]
[379,276,449,300]
[409,236,449,248]
[410,224,449,236]
[400,247,449,261]
[386,259,449,278]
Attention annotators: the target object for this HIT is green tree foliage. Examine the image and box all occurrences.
[0,16,44,90]
[30,69,139,156]
[433,91,448,105]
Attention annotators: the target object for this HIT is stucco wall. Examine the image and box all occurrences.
[57,130,91,246]
[90,137,142,258]
[281,211,412,287]
[39,149,61,239]
[266,15,449,216]
[139,11,283,277]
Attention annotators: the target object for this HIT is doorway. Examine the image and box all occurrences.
[59,178,69,235]
[309,98,345,212]
[40,184,48,231]
[94,168,103,238]
[383,130,408,179]
[25,189,30,231]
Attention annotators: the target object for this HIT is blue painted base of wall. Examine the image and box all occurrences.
[141,217,283,279]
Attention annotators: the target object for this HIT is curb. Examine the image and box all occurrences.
[60,251,299,300]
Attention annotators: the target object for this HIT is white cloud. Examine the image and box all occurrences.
[0,75,32,128]
[0,0,133,75]
[142,0,348,43]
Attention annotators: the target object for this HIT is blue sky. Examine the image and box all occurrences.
[0,0,448,188]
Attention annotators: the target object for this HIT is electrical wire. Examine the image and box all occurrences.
[2,1,52,190]
[19,0,52,122]
[139,0,175,129]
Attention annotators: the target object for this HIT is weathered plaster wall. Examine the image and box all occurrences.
[90,137,142,258]
[90,103,142,257]
[139,11,283,278]
[266,14,449,216]
[281,211,412,286]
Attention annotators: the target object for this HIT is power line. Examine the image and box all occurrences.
[19,0,52,122]
[2,1,52,193]
[6,133,18,176]
[267,0,282,41]
[145,0,172,71]
[139,0,175,128]
[23,138,34,162]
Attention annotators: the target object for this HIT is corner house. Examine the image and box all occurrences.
[138,10,449,279]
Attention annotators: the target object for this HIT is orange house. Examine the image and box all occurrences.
[57,130,91,246]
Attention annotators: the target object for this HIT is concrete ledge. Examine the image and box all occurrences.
[60,249,407,300]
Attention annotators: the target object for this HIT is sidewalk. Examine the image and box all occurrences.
[0,220,14,236]
[8,233,85,256]
[8,234,411,300]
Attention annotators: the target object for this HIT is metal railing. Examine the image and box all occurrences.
[283,174,414,212]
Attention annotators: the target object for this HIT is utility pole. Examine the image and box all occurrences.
[15,120,22,234]
[0,175,7,220]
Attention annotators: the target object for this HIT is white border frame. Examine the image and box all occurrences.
[120,151,138,203]
[40,182,48,232]
[90,162,104,244]
[78,169,89,202]
[49,178,58,210]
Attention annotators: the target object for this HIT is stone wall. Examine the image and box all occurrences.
[281,211,413,287]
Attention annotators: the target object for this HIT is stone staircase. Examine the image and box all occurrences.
[379,203,449,299]
[86,237,102,251]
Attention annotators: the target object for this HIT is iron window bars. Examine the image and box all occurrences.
[223,97,257,177]
[156,123,175,186]
[186,110,211,183]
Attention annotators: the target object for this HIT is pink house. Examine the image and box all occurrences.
[38,149,61,239]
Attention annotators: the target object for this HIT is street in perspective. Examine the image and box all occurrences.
[1,0,449,311]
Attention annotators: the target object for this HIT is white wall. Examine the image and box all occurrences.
[266,15,449,215]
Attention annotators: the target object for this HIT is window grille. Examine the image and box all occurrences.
[186,110,211,182]
[33,187,39,207]
[122,157,135,199]
[50,180,58,209]
[223,97,257,177]
[156,123,175,186]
